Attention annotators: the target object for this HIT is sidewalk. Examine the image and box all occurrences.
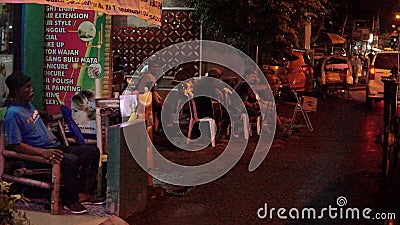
[15,199,129,225]
[24,210,109,225]
[23,209,128,225]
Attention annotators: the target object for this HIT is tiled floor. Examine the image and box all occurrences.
[17,198,111,217]
[16,198,114,225]
[24,211,109,225]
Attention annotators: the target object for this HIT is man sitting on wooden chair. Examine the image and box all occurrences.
[4,72,104,214]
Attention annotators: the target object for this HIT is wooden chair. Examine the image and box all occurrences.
[0,121,61,215]
[44,113,97,147]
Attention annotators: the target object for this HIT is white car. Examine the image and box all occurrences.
[320,55,353,86]
[366,51,399,109]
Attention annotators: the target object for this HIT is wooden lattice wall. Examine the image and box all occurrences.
[111,9,201,77]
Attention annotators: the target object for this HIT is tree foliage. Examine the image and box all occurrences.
[327,0,398,34]
[189,0,328,60]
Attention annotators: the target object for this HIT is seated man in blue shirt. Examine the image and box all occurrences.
[4,72,103,214]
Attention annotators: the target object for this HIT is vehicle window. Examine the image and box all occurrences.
[374,53,398,70]
[325,58,347,65]
[289,56,305,67]
[302,52,311,65]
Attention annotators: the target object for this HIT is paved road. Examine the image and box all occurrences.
[349,86,366,102]
[127,92,399,225]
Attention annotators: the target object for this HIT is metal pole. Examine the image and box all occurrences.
[382,78,398,178]
[304,12,314,50]
[305,18,311,50]
[199,24,203,78]
[95,78,103,157]
[397,29,399,79]
[255,45,259,65]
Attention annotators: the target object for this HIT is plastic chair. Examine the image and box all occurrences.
[242,113,262,139]
[187,99,216,147]
[223,90,258,139]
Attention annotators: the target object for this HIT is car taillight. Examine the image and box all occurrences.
[368,66,375,80]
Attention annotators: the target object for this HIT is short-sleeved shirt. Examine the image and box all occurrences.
[5,103,60,149]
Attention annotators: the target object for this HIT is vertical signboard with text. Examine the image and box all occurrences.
[44,6,106,139]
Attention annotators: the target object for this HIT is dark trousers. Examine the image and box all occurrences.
[57,144,100,204]
[25,145,100,204]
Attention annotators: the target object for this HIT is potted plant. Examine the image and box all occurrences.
[0,181,31,225]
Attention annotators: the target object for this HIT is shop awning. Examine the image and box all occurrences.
[325,33,346,44]
[313,32,346,46]
[5,0,162,26]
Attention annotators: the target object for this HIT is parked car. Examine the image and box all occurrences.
[366,51,399,109]
[319,55,353,87]
[286,49,314,92]
[262,64,282,92]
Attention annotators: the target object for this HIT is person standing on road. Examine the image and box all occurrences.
[353,54,363,85]
[136,57,164,132]
[136,57,162,93]
[112,55,127,96]
[4,72,104,214]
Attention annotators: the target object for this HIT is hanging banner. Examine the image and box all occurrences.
[6,0,162,26]
[44,6,105,138]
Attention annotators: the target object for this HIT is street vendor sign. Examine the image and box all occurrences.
[4,0,162,25]
[43,6,104,139]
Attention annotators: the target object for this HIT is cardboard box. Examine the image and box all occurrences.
[302,96,318,112]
